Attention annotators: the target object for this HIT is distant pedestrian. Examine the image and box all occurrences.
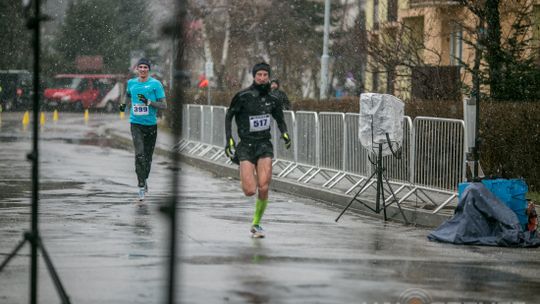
[119,58,167,201]
[224,62,291,238]
[270,79,291,110]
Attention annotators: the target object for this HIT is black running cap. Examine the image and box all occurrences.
[252,62,271,77]
[137,58,151,70]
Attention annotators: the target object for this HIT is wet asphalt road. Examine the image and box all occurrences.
[0,111,539,304]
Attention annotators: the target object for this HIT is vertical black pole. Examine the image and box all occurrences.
[471,21,484,181]
[375,144,382,213]
[473,76,480,180]
[30,0,41,303]
[166,1,186,303]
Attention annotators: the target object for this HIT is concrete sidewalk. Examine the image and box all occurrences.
[103,119,452,228]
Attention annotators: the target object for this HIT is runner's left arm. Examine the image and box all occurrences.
[147,84,167,109]
[272,102,288,134]
[149,98,167,109]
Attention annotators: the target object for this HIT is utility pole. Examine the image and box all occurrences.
[320,0,331,100]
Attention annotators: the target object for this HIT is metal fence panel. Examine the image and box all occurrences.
[344,113,370,176]
[273,111,296,162]
[319,112,345,170]
[295,111,318,166]
[381,116,413,183]
[212,106,227,147]
[187,104,202,142]
[413,117,465,191]
[201,106,213,144]
[182,104,189,139]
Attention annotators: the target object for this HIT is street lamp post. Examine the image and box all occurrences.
[320,0,331,100]
[205,61,213,105]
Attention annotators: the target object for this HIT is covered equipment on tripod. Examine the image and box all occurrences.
[335,93,408,223]
[359,93,404,156]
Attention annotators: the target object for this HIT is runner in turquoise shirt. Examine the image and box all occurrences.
[119,58,167,201]
[126,76,165,125]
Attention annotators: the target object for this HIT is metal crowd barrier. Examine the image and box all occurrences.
[272,111,296,175]
[177,104,467,214]
[277,111,319,181]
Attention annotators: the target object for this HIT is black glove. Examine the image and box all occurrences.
[137,94,148,105]
[231,154,239,165]
[282,132,291,149]
[118,103,126,112]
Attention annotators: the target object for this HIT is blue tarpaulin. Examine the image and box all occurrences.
[428,183,540,247]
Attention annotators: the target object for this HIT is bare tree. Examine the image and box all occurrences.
[458,0,540,101]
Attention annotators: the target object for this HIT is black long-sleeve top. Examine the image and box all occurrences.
[225,83,288,142]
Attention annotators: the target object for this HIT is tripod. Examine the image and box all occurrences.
[0,1,71,303]
[335,141,409,224]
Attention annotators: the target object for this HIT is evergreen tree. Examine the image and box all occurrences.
[0,2,32,70]
[55,0,156,73]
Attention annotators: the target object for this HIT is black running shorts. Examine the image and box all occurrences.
[236,140,274,164]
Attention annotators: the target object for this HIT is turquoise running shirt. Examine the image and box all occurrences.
[126,77,165,125]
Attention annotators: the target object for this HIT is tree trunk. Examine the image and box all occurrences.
[216,5,231,90]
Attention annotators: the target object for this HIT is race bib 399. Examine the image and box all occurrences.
[133,105,149,115]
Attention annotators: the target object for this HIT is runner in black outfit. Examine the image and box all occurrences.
[270,79,291,110]
[224,62,291,238]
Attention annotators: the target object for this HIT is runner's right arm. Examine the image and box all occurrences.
[119,81,132,112]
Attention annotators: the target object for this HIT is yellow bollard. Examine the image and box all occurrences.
[53,109,59,122]
[40,112,46,127]
[84,109,89,123]
[120,111,125,120]
[22,111,30,126]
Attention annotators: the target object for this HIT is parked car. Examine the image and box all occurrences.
[0,70,32,111]
[43,74,125,112]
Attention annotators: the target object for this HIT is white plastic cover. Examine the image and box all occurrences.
[359,93,404,156]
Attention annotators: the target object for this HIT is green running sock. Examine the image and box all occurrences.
[252,198,268,226]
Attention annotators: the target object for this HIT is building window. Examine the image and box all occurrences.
[450,23,463,66]
[374,0,379,30]
[387,0,398,22]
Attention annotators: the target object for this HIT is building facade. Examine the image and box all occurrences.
[363,0,540,101]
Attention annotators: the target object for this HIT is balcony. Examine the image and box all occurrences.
[409,0,461,8]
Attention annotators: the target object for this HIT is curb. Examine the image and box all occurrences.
[179,151,451,228]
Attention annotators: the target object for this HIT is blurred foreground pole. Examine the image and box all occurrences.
[30,0,42,301]
[319,0,330,100]
[164,0,187,303]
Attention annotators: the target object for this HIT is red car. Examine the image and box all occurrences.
[43,74,125,111]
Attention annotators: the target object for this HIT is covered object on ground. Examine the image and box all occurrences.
[428,183,540,247]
